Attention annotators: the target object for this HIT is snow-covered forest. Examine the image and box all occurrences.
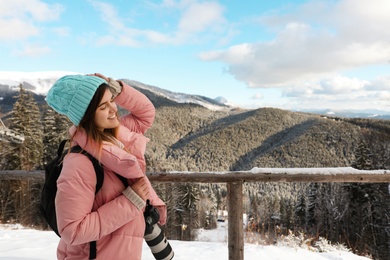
[1,85,390,259]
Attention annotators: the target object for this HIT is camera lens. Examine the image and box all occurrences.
[144,224,174,260]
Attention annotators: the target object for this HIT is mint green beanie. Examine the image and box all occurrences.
[46,75,106,126]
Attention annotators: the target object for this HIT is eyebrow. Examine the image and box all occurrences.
[98,101,109,108]
[98,95,115,108]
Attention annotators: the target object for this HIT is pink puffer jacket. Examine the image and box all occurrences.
[55,82,166,260]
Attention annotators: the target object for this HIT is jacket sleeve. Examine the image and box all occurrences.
[114,82,166,222]
[56,154,143,245]
[115,81,155,134]
[145,177,167,225]
[69,126,145,179]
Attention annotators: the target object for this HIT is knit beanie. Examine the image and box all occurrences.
[45,75,106,126]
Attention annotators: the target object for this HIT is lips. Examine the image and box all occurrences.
[108,114,116,119]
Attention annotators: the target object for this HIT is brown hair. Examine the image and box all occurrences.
[74,83,119,150]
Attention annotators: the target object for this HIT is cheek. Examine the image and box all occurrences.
[94,111,106,128]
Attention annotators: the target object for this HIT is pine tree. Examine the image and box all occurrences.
[42,104,71,166]
[171,183,200,240]
[279,197,293,232]
[294,192,306,228]
[343,139,390,258]
[306,183,318,233]
[352,140,372,170]
[6,85,43,170]
[0,141,13,170]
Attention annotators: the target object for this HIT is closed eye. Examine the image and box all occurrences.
[98,102,108,109]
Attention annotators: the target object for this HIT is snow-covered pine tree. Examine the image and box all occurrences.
[171,183,200,240]
[352,140,372,170]
[360,132,390,259]
[42,104,71,166]
[305,182,318,233]
[342,139,390,259]
[6,85,43,170]
[294,192,306,228]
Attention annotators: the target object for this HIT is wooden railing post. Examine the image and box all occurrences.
[227,181,244,260]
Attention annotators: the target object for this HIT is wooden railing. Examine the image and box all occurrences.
[1,167,390,260]
[148,167,390,260]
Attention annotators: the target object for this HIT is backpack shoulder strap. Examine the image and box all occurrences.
[57,140,68,158]
[70,145,104,194]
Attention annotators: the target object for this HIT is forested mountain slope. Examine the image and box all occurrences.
[145,105,364,172]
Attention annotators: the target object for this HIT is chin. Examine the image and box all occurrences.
[111,120,120,128]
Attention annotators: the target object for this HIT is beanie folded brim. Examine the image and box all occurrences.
[46,75,107,126]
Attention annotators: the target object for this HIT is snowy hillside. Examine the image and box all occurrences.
[0,71,230,111]
[0,223,371,260]
[0,71,80,95]
[122,79,229,111]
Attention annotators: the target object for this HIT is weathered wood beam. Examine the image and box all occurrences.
[1,168,389,183]
[146,168,390,183]
[227,181,244,260]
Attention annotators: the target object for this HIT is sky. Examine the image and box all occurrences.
[0,223,370,260]
[1,0,390,112]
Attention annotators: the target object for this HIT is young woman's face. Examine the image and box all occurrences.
[94,88,120,131]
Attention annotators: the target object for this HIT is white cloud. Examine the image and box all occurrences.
[89,1,126,31]
[314,76,366,95]
[251,93,264,100]
[0,18,39,41]
[91,0,228,46]
[178,2,226,33]
[282,75,372,99]
[199,0,390,111]
[274,73,390,111]
[11,44,51,57]
[52,27,71,37]
[365,76,390,91]
[201,0,390,85]
[0,0,63,41]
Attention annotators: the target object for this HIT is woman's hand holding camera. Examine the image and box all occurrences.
[122,177,150,210]
[131,177,150,202]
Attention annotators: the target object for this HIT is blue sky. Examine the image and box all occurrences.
[1,0,390,112]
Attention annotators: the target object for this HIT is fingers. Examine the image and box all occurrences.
[131,177,150,201]
[86,73,109,82]
[94,73,109,81]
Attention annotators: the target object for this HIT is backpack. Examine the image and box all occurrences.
[40,139,104,259]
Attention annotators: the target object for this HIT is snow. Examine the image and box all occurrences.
[125,79,228,111]
[248,167,389,175]
[0,71,229,110]
[0,71,79,95]
[0,223,370,260]
[167,167,389,175]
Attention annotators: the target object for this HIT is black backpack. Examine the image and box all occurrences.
[40,140,104,259]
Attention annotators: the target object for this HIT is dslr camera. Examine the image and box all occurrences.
[144,200,174,260]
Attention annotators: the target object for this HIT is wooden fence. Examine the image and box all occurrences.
[1,167,390,260]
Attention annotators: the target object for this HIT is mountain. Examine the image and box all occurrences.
[121,79,229,110]
[0,71,229,113]
[0,71,75,95]
[296,108,390,120]
[1,71,390,119]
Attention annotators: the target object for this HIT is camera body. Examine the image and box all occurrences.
[144,200,174,260]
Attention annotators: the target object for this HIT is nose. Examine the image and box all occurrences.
[109,101,117,112]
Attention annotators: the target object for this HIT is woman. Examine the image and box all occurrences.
[46,73,166,259]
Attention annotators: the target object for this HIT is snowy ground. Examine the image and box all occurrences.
[0,222,371,260]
